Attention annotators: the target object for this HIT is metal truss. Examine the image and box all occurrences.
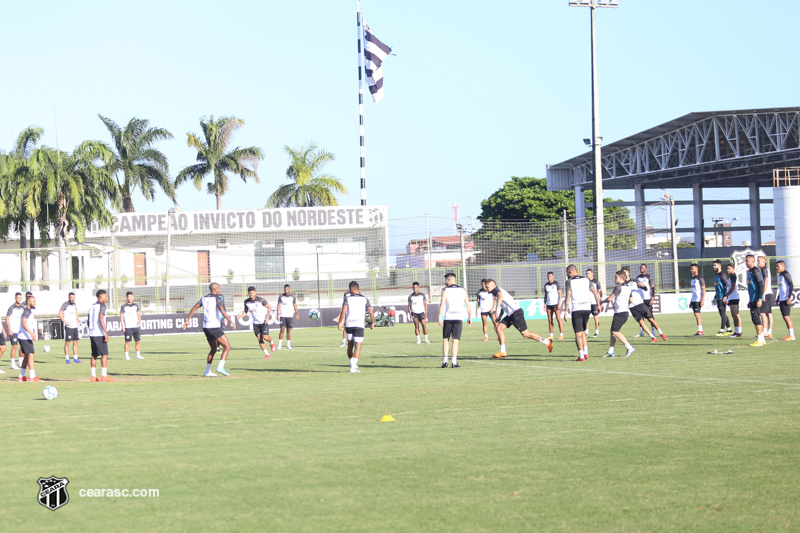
[547,108,800,190]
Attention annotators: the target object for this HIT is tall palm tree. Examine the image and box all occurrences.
[98,115,174,212]
[175,116,263,210]
[266,143,347,207]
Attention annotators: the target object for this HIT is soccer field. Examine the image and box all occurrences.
[2,313,799,532]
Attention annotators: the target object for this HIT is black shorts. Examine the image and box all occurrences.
[610,312,629,333]
[442,320,464,340]
[64,326,79,342]
[411,312,426,322]
[546,304,558,313]
[345,327,365,342]
[748,302,763,326]
[19,338,34,355]
[780,300,792,317]
[630,304,653,322]
[716,300,727,312]
[203,327,225,342]
[590,304,599,316]
[761,294,773,314]
[571,310,591,332]
[690,301,702,312]
[480,311,492,317]
[253,323,269,337]
[280,317,294,329]
[727,299,740,307]
[500,309,528,332]
[10,334,18,346]
[90,336,109,357]
[0,334,4,346]
[124,327,141,342]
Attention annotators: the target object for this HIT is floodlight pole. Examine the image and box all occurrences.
[570,0,617,293]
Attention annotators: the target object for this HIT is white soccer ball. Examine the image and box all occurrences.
[308,309,320,320]
[43,345,51,353]
[42,386,58,400]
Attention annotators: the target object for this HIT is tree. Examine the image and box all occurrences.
[175,116,263,210]
[98,115,174,212]
[266,143,348,207]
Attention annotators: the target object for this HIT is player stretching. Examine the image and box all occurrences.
[438,273,471,367]
[624,269,667,342]
[87,290,115,382]
[635,264,655,337]
[276,284,299,350]
[544,272,564,340]
[407,282,430,344]
[712,261,732,336]
[6,293,25,370]
[338,282,374,373]
[487,279,551,359]
[477,279,498,341]
[746,255,766,347]
[17,295,42,382]
[758,256,774,338]
[120,292,144,360]
[586,269,601,337]
[184,283,237,376]
[776,260,794,341]
[690,264,706,335]
[723,263,742,337]
[58,292,82,363]
[237,286,275,358]
[564,265,601,362]
[601,271,635,357]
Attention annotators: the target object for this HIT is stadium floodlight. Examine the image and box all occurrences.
[569,0,619,294]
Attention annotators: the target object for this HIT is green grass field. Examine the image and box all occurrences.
[2,312,798,532]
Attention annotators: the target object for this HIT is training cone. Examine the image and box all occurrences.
[380,415,396,422]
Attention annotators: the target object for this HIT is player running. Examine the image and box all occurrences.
[563,265,602,362]
[58,292,82,363]
[624,269,667,342]
[17,295,42,382]
[776,260,794,341]
[712,261,732,336]
[586,269,601,338]
[487,279,552,359]
[276,284,299,350]
[601,271,636,357]
[6,292,25,370]
[746,255,766,347]
[439,273,471,367]
[690,264,706,335]
[723,263,742,337]
[408,282,430,344]
[183,282,237,376]
[543,272,564,340]
[338,282,374,373]
[237,286,275,358]
[87,290,115,382]
[635,264,655,337]
[758,256,774,338]
[120,292,144,360]
[477,279,498,341]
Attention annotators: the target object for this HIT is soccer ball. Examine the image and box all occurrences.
[308,309,320,320]
[43,345,51,353]
[42,386,58,400]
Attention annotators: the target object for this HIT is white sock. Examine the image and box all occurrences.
[540,339,550,345]
[264,348,270,355]
[101,367,107,377]
[125,352,129,358]
[658,329,663,334]
[500,344,506,353]
[136,351,140,357]
[278,340,283,348]
[608,346,615,354]
[91,367,96,378]
[649,330,656,339]
[424,335,429,341]
[287,341,291,348]
[625,343,633,350]
[65,355,69,361]
[698,325,704,332]
[205,363,212,374]
[484,333,489,339]
[218,360,226,370]
[595,329,600,335]
[758,334,765,343]
[736,327,742,334]
[18,357,22,366]
[443,355,448,364]
[19,367,26,377]
[790,328,795,337]
[350,358,358,368]
[766,328,772,335]
[452,354,457,365]
[29,369,36,379]
[416,335,420,341]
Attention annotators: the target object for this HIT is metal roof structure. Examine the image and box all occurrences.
[546,107,800,191]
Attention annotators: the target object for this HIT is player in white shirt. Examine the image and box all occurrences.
[17,295,43,382]
[276,284,299,350]
[477,279,498,342]
[486,279,552,359]
[690,264,706,335]
[236,286,275,358]
[438,273,471,368]
[600,271,636,358]
[338,281,374,373]
[543,272,564,340]
[623,269,667,343]
[776,260,794,341]
[563,265,602,362]
[58,292,82,363]
[6,292,26,370]
[184,282,237,377]
[408,282,430,344]
[120,291,144,360]
[87,290,115,382]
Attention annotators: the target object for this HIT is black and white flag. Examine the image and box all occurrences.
[363,21,392,103]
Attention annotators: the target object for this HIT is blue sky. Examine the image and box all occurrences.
[2,0,797,246]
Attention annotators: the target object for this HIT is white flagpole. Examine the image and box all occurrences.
[357,0,366,206]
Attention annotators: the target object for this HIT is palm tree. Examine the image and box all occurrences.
[98,115,174,212]
[175,116,263,210]
[266,143,348,207]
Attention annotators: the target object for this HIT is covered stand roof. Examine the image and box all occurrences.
[546,108,800,191]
